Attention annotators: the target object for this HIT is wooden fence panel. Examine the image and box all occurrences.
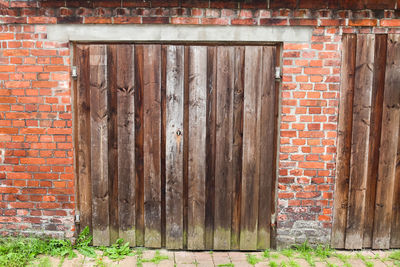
[333,34,400,249]
[213,46,235,250]
[75,43,278,250]
[332,34,356,249]
[89,45,110,246]
[187,46,207,250]
[143,45,162,248]
[116,45,136,245]
[345,34,375,250]
[165,45,185,249]
[372,34,400,249]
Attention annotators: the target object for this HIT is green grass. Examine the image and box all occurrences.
[246,253,262,266]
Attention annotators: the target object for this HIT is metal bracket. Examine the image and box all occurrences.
[275,67,281,79]
[71,66,78,79]
[75,211,80,224]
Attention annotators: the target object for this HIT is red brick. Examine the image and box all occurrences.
[259,18,287,26]
[231,19,257,25]
[113,17,141,24]
[200,18,230,25]
[348,19,377,27]
[171,17,199,24]
[380,19,400,27]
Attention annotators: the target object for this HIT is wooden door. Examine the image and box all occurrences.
[332,34,400,249]
[74,44,279,250]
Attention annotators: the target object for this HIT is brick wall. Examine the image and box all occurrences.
[1,0,400,245]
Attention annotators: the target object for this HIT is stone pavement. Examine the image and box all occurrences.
[43,249,398,266]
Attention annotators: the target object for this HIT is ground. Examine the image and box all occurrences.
[32,249,400,267]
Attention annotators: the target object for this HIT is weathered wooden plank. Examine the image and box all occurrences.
[257,46,276,250]
[373,34,400,249]
[230,46,245,250]
[165,45,185,249]
[160,45,167,248]
[143,45,162,248]
[107,45,119,244]
[205,46,217,250]
[187,46,207,250]
[363,34,386,248]
[90,45,110,246]
[134,45,145,246]
[331,34,357,249]
[116,45,136,246]
[345,34,375,250]
[75,45,92,235]
[240,46,263,250]
[214,46,235,250]
[391,121,400,248]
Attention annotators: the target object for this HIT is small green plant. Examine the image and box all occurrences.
[390,250,400,261]
[281,249,295,258]
[141,250,169,264]
[269,261,278,267]
[101,238,134,261]
[288,259,300,267]
[263,249,270,258]
[314,245,333,259]
[74,226,97,258]
[301,252,315,267]
[218,263,234,267]
[246,254,262,266]
[326,263,338,267]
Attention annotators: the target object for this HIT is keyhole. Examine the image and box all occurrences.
[176,129,182,136]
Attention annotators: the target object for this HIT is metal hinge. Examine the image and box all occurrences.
[71,66,78,79]
[75,212,80,224]
[275,67,281,79]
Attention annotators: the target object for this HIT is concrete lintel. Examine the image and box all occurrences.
[46,24,313,43]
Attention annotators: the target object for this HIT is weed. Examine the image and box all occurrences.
[325,263,338,267]
[281,249,295,258]
[314,245,333,259]
[288,259,300,267]
[218,263,234,267]
[269,261,278,267]
[292,240,313,254]
[334,252,350,266]
[280,262,288,267]
[270,253,280,259]
[74,226,97,258]
[141,250,169,264]
[390,250,400,261]
[101,238,134,261]
[246,254,262,266]
[263,249,270,258]
[301,252,315,267]
[94,255,108,267]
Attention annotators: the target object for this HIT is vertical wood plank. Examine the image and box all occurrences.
[331,34,357,249]
[143,45,162,248]
[363,35,387,248]
[230,46,245,250]
[205,47,217,250]
[257,46,276,250]
[345,34,375,250]
[134,45,145,246]
[76,45,92,234]
[240,46,263,250]
[373,34,400,249]
[107,45,119,244]
[187,46,207,250]
[213,46,235,250]
[90,45,110,246]
[165,45,185,249]
[116,45,136,246]
[160,45,167,248]
[391,123,400,248]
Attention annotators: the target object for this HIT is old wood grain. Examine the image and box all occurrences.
[205,46,217,250]
[116,44,136,246]
[257,46,276,250]
[213,46,235,250]
[76,45,92,235]
[373,34,400,249]
[90,45,110,246]
[143,45,162,248]
[165,45,184,249]
[391,117,400,248]
[187,46,207,250]
[363,34,386,248]
[331,34,357,249]
[345,34,375,250]
[240,46,263,250]
[134,45,145,246]
[230,46,245,250]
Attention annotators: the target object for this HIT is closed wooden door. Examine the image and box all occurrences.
[332,34,400,250]
[74,44,278,250]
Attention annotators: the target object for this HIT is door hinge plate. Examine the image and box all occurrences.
[275,67,281,79]
[71,66,78,79]
[75,212,80,223]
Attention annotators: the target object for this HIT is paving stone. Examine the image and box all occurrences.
[175,251,197,264]
[229,252,248,261]
[157,260,175,267]
[117,256,137,267]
